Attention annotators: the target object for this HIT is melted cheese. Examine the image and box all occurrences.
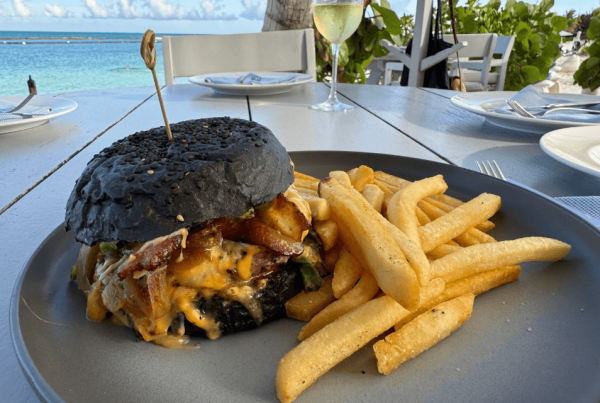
[87,230,276,349]
[87,283,108,321]
[285,187,312,240]
[170,241,259,290]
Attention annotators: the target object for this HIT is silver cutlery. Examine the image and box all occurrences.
[0,93,35,113]
[542,107,600,115]
[475,160,506,180]
[540,101,600,109]
[506,99,535,118]
[475,160,600,226]
[507,99,600,118]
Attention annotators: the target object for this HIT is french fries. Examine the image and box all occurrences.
[430,237,571,283]
[313,219,338,251]
[285,277,335,322]
[418,193,501,253]
[298,268,379,340]
[299,193,331,221]
[394,265,521,330]
[374,294,475,375]
[278,169,571,403]
[329,171,352,188]
[319,178,420,310]
[361,184,385,213]
[387,175,448,249]
[332,248,363,298]
[349,165,375,192]
[276,296,409,403]
[293,178,318,191]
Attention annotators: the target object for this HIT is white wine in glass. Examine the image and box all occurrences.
[312,0,363,112]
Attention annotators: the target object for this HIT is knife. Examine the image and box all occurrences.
[541,101,600,109]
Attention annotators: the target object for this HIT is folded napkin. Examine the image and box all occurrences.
[0,100,51,123]
[494,85,600,123]
[205,73,300,85]
[556,196,600,222]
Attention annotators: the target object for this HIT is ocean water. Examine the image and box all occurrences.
[0,31,188,96]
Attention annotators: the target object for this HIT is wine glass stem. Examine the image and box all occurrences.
[328,43,340,104]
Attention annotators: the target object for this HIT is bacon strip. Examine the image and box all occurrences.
[118,233,184,280]
[245,218,304,256]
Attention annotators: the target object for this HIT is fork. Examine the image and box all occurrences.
[475,160,600,224]
[0,93,35,114]
[506,99,535,118]
[475,160,506,180]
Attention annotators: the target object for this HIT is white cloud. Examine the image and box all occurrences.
[85,0,111,17]
[239,0,265,21]
[118,0,143,18]
[44,4,74,17]
[198,0,235,20]
[13,0,33,17]
[143,0,185,19]
[82,0,236,21]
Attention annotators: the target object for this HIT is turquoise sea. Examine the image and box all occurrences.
[0,31,189,96]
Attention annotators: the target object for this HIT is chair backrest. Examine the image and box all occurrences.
[444,33,497,60]
[494,35,515,62]
[445,33,497,88]
[162,29,316,85]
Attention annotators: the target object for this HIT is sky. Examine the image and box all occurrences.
[0,0,598,35]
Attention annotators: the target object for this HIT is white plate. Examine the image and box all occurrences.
[540,126,600,177]
[189,72,314,96]
[451,91,600,135]
[0,96,78,135]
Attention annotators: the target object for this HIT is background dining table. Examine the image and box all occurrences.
[1,82,599,402]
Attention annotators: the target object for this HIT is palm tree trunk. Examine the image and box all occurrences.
[262,0,313,31]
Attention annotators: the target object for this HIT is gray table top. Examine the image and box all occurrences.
[1,82,597,402]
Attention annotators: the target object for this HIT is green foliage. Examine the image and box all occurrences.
[564,9,578,33]
[574,9,600,91]
[443,0,564,91]
[314,1,412,84]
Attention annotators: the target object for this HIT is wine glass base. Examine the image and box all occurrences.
[311,100,354,112]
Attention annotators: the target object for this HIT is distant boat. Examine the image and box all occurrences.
[22,41,26,45]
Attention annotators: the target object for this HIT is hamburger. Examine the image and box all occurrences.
[66,117,324,349]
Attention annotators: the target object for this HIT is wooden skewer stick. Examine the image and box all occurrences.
[140,29,173,141]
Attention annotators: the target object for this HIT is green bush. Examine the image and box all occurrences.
[443,0,566,90]
[315,0,413,84]
[314,0,566,89]
[573,9,600,91]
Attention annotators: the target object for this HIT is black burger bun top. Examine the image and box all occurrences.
[65,117,294,246]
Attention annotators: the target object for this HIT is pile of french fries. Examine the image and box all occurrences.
[276,165,571,403]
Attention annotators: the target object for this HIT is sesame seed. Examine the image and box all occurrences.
[147,170,154,175]
[177,214,184,222]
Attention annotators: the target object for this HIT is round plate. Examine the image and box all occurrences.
[10,152,600,403]
[451,91,600,135]
[540,126,600,178]
[188,72,314,96]
[0,96,78,135]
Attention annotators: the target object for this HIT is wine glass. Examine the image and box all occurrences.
[312,0,363,112]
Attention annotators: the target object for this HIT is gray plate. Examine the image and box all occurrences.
[10,151,600,403]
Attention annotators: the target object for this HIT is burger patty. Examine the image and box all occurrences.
[184,264,304,338]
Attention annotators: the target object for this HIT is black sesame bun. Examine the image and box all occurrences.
[65,117,294,245]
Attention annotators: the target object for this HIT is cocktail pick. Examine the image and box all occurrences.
[141,29,173,141]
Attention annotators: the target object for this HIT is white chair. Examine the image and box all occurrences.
[453,35,515,91]
[446,33,497,92]
[162,29,316,85]
[380,0,466,87]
